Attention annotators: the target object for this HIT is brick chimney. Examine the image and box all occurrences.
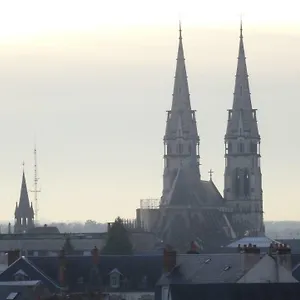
[163,245,176,273]
[269,243,292,271]
[7,249,20,266]
[238,244,261,273]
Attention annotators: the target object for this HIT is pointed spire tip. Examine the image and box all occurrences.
[239,15,243,39]
[179,20,182,40]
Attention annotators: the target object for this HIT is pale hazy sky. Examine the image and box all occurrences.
[0,0,299,223]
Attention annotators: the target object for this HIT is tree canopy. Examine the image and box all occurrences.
[101,217,133,255]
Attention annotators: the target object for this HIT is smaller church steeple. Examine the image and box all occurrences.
[14,167,34,233]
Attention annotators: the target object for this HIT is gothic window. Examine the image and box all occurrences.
[178,143,183,154]
[167,144,172,154]
[228,142,232,153]
[240,85,243,96]
[239,143,244,153]
[250,142,257,154]
[188,144,192,154]
[244,169,250,197]
[233,168,240,197]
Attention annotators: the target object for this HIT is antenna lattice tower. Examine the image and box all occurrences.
[30,146,41,223]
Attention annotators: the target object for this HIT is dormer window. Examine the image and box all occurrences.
[13,269,29,281]
[109,268,122,289]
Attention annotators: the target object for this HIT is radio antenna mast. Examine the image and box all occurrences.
[30,144,41,224]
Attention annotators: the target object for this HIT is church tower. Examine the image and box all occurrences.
[162,24,200,204]
[14,170,35,233]
[224,23,264,236]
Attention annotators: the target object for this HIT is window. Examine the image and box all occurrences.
[109,269,121,288]
[239,143,244,153]
[110,274,119,288]
[162,286,169,300]
[167,145,172,154]
[178,143,183,154]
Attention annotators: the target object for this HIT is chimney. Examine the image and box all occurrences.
[58,248,67,288]
[239,244,261,273]
[107,222,112,233]
[163,245,176,273]
[271,243,292,271]
[91,246,99,265]
[186,241,200,254]
[7,249,20,266]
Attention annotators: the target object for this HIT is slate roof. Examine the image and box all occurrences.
[166,283,300,300]
[227,236,279,249]
[157,254,246,285]
[0,257,60,292]
[0,255,164,293]
[167,167,224,207]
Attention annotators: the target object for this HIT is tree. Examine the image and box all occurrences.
[101,217,133,255]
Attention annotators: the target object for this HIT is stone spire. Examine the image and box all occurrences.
[170,21,191,112]
[162,24,200,201]
[226,21,259,138]
[14,170,34,233]
[224,23,263,236]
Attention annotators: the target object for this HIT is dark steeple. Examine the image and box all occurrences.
[14,170,34,233]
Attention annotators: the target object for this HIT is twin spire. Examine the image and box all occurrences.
[232,19,252,111]
[171,22,191,112]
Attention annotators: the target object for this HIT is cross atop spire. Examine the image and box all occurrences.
[240,14,243,39]
[209,169,214,181]
[179,20,182,40]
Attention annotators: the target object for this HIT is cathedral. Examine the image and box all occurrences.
[137,22,264,252]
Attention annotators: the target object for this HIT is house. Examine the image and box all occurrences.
[0,248,163,299]
[156,243,298,300]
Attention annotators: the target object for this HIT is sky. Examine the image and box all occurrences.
[0,0,299,223]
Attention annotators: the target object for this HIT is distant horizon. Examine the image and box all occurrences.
[0,219,299,224]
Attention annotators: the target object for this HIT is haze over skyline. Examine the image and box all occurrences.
[0,0,299,222]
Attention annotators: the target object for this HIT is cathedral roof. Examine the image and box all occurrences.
[226,22,260,139]
[166,166,223,207]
